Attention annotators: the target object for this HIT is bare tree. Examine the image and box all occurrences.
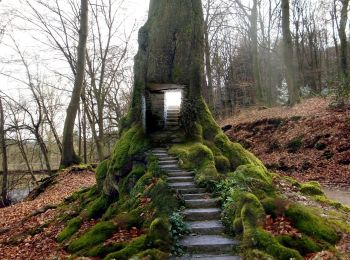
[0,96,9,206]
[338,0,349,80]
[282,0,299,105]
[61,0,88,167]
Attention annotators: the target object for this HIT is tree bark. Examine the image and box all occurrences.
[338,0,349,80]
[0,97,9,206]
[60,0,88,168]
[251,0,263,104]
[281,0,299,105]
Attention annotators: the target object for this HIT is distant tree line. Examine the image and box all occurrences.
[202,0,350,117]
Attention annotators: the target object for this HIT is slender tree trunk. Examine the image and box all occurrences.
[34,129,52,175]
[282,0,299,105]
[338,0,349,80]
[60,0,88,167]
[83,101,87,164]
[251,0,263,104]
[0,98,9,206]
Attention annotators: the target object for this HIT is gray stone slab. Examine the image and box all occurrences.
[185,198,219,208]
[171,255,242,260]
[183,208,221,221]
[169,182,196,189]
[180,235,238,254]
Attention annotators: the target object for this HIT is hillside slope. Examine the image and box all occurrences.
[221,98,350,188]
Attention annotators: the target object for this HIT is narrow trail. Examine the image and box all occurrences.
[152,147,241,260]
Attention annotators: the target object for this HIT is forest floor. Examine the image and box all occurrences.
[221,97,350,191]
[0,168,96,259]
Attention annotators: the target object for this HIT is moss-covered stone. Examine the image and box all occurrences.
[104,235,147,260]
[96,159,109,190]
[214,133,265,170]
[134,249,169,259]
[103,125,149,198]
[285,204,340,244]
[300,181,324,196]
[214,155,230,173]
[57,217,82,242]
[85,242,126,257]
[253,228,303,260]
[277,235,322,256]
[83,195,110,219]
[147,217,172,251]
[169,142,219,185]
[68,221,116,253]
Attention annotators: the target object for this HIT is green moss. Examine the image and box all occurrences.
[104,235,146,260]
[285,204,340,244]
[169,142,219,185]
[244,249,274,260]
[57,217,82,242]
[214,155,230,173]
[277,235,322,256]
[214,133,265,170]
[253,228,303,260]
[108,125,148,174]
[313,195,350,212]
[197,98,221,140]
[261,197,290,218]
[283,176,301,188]
[228,164,274,197]
[147,217,171,250]
[83,195,110,219]
[114,210,144,229]
[148,179,179,216]
[240,193,265,244]
[300,181,324,196]
[135,249,169,259]
[85,243,126,257]
[119,163,146,194]
[68,221,116,253]
[96,160,109,190]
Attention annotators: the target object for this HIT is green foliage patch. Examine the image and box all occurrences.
[68,221,116,253]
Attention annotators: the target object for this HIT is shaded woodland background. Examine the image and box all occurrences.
[0,0,349,203]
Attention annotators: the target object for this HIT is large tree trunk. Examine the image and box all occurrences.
[0,97,9,206]
[60,0,88,168]
[281,0,299,105]
[338,0,349,80]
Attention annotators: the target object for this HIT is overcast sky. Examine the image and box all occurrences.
[0,0,150,94]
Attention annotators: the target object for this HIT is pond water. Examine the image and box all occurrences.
[322,187,350,207]
[8,187,32,203]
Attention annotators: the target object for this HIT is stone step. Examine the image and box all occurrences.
[185,198,219,208]
[151,148,168,152]
[158,160,178,165]
[177,188,207,194]
[167,122,179,126]
[167,171,193,177]
[160,164,179,171]
[172,254,242,260]
[183,193,209,200]
[187,220,225,235]
[179,235,238,254]
[157,156,177,161]
[183,208,221,221]
[168,176,194,183]
[169,182,196,189]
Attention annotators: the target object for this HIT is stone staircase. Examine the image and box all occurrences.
[151,148,241,260]
[165,106,180,130]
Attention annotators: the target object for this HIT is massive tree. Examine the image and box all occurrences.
[60,0,88,167]
[56,1,343,258]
